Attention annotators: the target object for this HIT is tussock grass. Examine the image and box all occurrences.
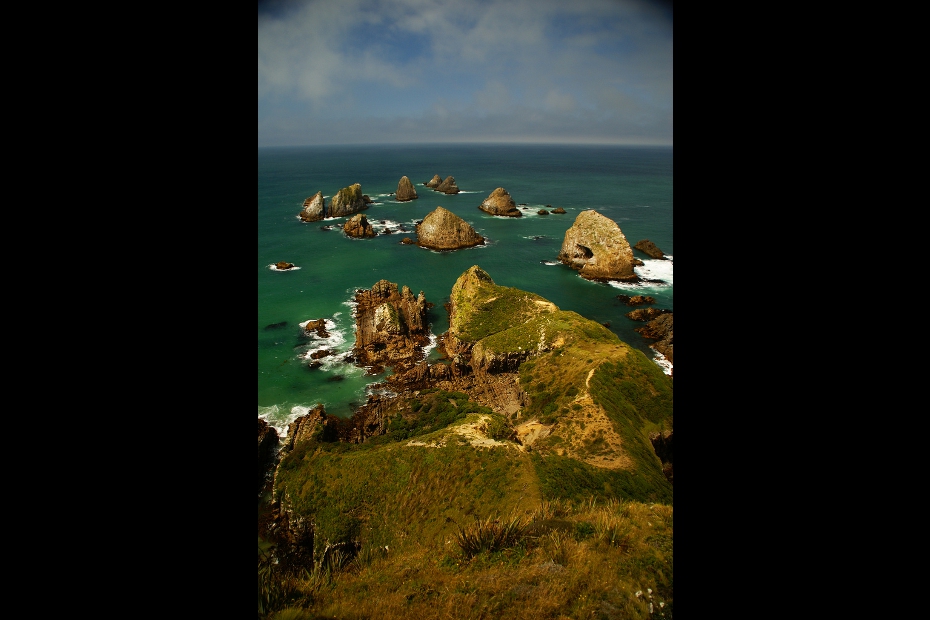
[259,496,672,620]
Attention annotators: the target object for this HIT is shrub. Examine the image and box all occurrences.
[455,513,528,559]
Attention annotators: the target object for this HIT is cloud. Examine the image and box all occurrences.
[258,0,673,146]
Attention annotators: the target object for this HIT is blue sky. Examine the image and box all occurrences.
[258,0,673,147]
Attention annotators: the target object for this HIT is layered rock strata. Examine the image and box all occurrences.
[299,191,325,222]
[351,279,433,375]
[328,183,369,218]
[479,187,522,217]
[395,176,418,201]
[556,210,638,282]
[415,206,485,250]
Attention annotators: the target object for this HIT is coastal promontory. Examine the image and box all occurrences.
[395,176,418,202]
[298,191,324,222]
[328,183,369,218]
[478,187,522,217]
[415,206,485,250]
[556,210,638,282]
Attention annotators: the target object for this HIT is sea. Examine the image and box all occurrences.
[258,143,672,440]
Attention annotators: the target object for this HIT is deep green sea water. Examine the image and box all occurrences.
[258,143,672,436]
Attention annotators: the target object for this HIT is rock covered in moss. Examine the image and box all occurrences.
[328,183,368,218]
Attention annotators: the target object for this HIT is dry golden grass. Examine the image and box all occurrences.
[272,497,672,620]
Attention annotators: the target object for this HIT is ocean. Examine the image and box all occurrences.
[258,143,672,438]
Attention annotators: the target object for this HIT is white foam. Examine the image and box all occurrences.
[541,260,561,266]
[268,264,301,271]
[258,404,311,439]
[651,349,673,376]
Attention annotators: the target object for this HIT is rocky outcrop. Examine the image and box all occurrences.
[538,209,549,215]
[650,429,673,483]
[416,206,485,250]
[258,417,279,494]
[556,210,638,282]
[626,307,670,321]
[299,191,325,222]
[478,187,522,217]
[551,207,566,214]
[304,318,330,338]
[328,183,369,218]
[395,176,418,202]
[616,294,657,306]
[424,174,442,188]
[275,261,295,270]
[634,239,666,259]
[352,279,434,375]
[435,176,460,194]
[343,213,376,238]
[281,404,337,451]
[635,313,673,364]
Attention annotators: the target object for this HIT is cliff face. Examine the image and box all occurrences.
[299,191,325,222]
[557,210,637,281]
[395,176,418,201]
[352,279,433,374]
[478,187,522,217]
[416,206,485,250]
[328,183,369,218]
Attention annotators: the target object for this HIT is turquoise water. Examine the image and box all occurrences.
[258,144,672,435]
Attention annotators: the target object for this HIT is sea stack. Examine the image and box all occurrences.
[343,213,376,238]
[415,206,485,250]
[328,183,369,218]
[299,191,325,222]
[395,176,418,202]
[556,210,638,281]
[478,187,522,217]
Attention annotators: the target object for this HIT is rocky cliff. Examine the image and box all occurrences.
[415,206,485,250]
[478,187,522,217]
[395,176,418,202]
[351,279,433,375]
[635,312,673,365]
[556,210,638,282]
[328,183,369,218]
[299,191,325,222]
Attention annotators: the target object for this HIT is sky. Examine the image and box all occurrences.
[258,0,673,148]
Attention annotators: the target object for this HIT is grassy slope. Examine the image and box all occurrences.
[262,267,673,619]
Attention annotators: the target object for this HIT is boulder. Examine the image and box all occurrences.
[304,318,330,337]
[275,261,295,270]
[626,307,670,321]
[556,210,638,281]
[616,294,657,306]
[298,191,325,222]
[634,239,666,259]
[436,176,460,194]
[395,176,418,201]
[416,206,485,251]
[328,183,369,218]
[425,174,442,188]
[343,213,376,238]
[478,187,522,217]
[551,207,567,214]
